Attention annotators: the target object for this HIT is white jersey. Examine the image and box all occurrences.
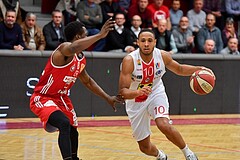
[125,48,170,141]
[127,48,166,104]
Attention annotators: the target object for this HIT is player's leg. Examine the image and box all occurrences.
[70,126,79,160]
[48,110,72,160]
[150,93,198,160]
[137,136,167,160]
[126,101,167,159]
[155,118,198,160]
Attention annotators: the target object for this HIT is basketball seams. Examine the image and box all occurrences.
[189,70,215,95]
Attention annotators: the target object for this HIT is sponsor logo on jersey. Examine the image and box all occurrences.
[137,59,141,65]
[70,65,76,72]
[155,69,162,76]
[155,62,160,69]
[136,75,142,79]
[63,76,77,84]
[145,77,150,83]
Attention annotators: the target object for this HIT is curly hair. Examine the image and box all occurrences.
[64,21,85,42]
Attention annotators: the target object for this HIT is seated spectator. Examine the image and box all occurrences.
[55,0,80,26]
[0,0,22,24]
[203,39,216,54]
[187,0,206,35]
[197,13,223,53]
[222,17,238,47]
[0,9,26,50]
[225,0,240,20]
[148,0,171,30]
[220,37,239,55]
[118,0,131,15]
[127,0,152,29]
[43,10,66,50]
[172,16,194,53]
[152,18,177,54]
[104,13,135,53]
[129,15,142,49]
[203,0,222,29]
[76,0,105,51]
[170,0,183,30]
[21,13,45,51]
[100,0,122,25]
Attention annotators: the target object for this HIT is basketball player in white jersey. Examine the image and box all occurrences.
[118,28,214,160]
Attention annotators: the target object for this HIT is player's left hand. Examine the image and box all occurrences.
[106,95,125,112]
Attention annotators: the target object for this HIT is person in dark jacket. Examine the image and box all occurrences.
[0,9,26,50]
[43,10,66,50]
[152,19,177,54]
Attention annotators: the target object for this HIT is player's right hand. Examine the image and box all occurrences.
[138,86,152,96]
[99,18,115,38]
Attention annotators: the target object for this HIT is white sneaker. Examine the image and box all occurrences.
[186,153,198,160]
[156,150,167,160]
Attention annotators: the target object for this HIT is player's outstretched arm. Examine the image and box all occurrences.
[79,69,123,112]
[61,18,115,57]
[161,50,214,77]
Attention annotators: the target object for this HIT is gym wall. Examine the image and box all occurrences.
[0,51,239,118]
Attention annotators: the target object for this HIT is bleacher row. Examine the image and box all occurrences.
[1,0,240,54]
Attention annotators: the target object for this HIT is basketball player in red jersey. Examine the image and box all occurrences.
[30,19,123,160]
[118,29,215,160]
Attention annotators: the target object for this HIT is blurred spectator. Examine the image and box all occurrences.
[118,0,131,15]
[222,17,238,47]
[202,0,222,30]
[197,13,223,53]
[129,15,142,49]
[0,0,22,24]
[43,10,66,50]
[104,13,135,53]
[0,9,26,50]
[76,0,104,51]
[55,0,80,26]
[225,0,240,20]
[148,0,171,30]
[21,13,45,51]
[153,18,177,54]
[127,0,152,29]
[203,39,215,54]
[220,37,239,55]
[170,0,183,30]
[172,16,194,53]
[100,0,122,24]
[187,0,206,34]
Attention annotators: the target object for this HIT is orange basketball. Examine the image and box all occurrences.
[190,70,215,95]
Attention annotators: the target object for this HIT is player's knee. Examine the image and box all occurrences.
[59,118,71,134]
[71,127,79,137]
[156,119,173,135]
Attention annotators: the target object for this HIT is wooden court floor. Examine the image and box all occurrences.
[0,114,239,160]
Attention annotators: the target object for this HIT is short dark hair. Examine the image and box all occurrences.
[64,21,85,42]
[5,9,16,16]
[138,28,155,39]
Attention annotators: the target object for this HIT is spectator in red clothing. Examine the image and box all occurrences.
[127,0,152,29]
[147,0,171,30]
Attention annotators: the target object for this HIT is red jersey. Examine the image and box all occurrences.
[34,52,86,97]
[147,4,169,24]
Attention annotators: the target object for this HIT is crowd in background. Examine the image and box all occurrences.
[0,0,239,54]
